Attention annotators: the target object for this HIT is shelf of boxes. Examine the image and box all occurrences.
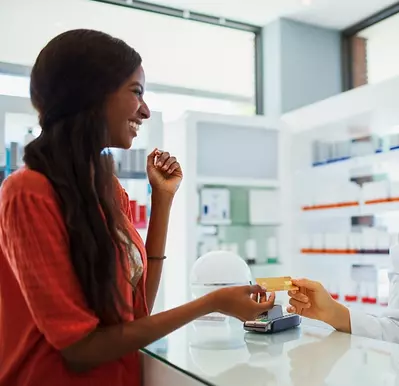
[300,182,399,220]
[282,76,399,315]
[299,253,391,265]
[303,135,399,172]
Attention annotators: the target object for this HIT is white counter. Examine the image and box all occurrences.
[143,318,399,386]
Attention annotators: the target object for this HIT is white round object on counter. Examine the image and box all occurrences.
[190,250,251,286]
[190,250,252,300]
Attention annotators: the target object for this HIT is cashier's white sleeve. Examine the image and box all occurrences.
[350,244,399,343]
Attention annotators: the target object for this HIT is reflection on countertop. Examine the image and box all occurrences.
[144,318,399,386]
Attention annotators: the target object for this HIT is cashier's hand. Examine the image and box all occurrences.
[210,285,276,322]
[287,279,352,332]
[286,279,337,322]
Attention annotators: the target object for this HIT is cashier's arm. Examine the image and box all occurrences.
[288,275,399,344]
[347,273,399,343]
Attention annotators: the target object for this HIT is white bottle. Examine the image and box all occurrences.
[24,128,35,146]
[245,239,257,264]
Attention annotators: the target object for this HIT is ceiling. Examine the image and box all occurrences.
[145,0,398,29]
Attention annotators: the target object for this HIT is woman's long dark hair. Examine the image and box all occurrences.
[25,29,142,324]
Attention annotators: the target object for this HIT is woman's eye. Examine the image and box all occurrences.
[132,89,142,97]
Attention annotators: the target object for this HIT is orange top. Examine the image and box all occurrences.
[0,168,148,386]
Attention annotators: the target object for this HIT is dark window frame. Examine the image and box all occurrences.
[341,1,399,90]
[90,0,264,114]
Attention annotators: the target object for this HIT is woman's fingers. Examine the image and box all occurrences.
[156,151,170,167]
[166,161,180,175]
[259,291,267,303]
[161,156,176,171]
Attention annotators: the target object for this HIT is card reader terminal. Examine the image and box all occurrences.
[244,305,301,334]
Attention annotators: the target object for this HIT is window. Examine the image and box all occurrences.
[0,74,253,122]
[0,0,257,108]
[342,5,399,89]
[0,74,30,98]
[357,13,399,85]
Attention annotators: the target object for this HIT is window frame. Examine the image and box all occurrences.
[341,1,399,91]
[90,0,263,113]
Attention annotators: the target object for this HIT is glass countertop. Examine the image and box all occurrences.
[143,318,399,386]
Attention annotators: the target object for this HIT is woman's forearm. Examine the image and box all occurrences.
[144,191,173,313]
[61,294,214,373]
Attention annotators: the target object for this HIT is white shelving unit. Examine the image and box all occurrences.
[162,111,292,309]
[282,75,399,314]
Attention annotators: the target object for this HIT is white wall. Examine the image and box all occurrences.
[263,18,342,116]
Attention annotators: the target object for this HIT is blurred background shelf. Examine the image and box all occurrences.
[197,176,280,188]
[116,171,147,180]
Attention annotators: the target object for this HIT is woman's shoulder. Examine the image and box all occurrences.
[0,167,56,201]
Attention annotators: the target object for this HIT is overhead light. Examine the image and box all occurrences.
[183,9,190,18]
[302,0,312,5]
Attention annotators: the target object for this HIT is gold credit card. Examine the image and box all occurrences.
[255,276,299,292]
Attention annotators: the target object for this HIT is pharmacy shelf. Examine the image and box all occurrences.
[199,219,232,226]
[301,203,360,218]
[116,171,147,180]
[300,253,391,267]
[301,200,399,219]
[197,176,279,188]
[296,147,399,176]
[248,262,283,268]
[199,222,281,227]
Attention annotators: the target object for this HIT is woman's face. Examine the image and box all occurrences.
[105,65,150,149]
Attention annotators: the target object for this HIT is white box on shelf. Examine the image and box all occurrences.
[324,233,335,251]
[376,232,390,251]
[346,183,361,203]
[349,233,362,251]
[300,234,311,251]
[390,233,399,247]
[266,237,278,259]
[311,234,324,251]
[390,180,399,198]
[199,187,231,225]
[323,187,336,205]
[336,234,348,250]
[249,189,280,224]
[361,229,378,251]
[245,239,257,261]
[362,180,389,203]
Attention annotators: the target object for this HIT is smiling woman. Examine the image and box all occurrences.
[0,28,275,386]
